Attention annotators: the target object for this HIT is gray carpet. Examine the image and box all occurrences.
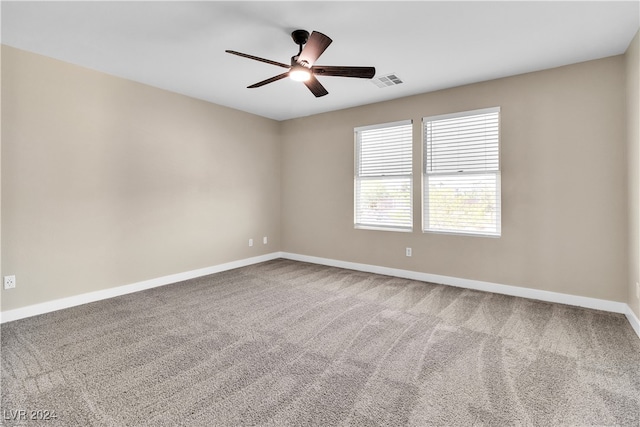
[1,259,639,426]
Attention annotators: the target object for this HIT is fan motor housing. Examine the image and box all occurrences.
[291,29,309,46]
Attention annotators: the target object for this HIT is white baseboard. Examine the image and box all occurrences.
[0,252,282,324]
[3,251,639,340]
[625,305,640,338]
[280,252,639,339]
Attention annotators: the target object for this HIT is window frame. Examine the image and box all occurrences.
[354,119,413,232]
[422,107,501,237]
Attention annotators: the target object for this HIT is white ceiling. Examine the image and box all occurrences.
[2,1,639,121]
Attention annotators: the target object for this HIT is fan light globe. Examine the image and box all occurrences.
[289,66,311,82]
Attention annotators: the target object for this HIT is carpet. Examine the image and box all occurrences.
[2,259,639,426]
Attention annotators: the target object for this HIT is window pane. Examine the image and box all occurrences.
[359,124,413,176]
[425,111,499,173]
[356,177,412,230]
[425,173,500,235]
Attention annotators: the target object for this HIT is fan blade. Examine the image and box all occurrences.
[225,50,289,69]
[247,72,290,88]
[303,75,329,97]
[312,66,376,79]
[298,31,332,66]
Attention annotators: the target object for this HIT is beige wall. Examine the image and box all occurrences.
[627,30,640,318]
[281,56,628,302]
[1,46,281,311]
[0,46,3,313]
[1,43,634,313]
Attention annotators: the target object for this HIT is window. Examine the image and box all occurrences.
[355,120,413,231]
[423,107,501,236]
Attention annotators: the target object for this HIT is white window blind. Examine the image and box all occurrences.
[355,120,412,231]
[423,107,501,236]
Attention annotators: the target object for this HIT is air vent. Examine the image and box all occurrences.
[372,73,404,88]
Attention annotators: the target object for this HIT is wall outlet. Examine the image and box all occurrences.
[249,238,253,247]
[636,282,640,300]
[405,248,412,257]
[4,275,16,290]
[263,236,268,245]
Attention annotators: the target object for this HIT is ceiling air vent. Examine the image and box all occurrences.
[372,73,403,88]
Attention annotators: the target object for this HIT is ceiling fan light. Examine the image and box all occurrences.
[289,66,311,82]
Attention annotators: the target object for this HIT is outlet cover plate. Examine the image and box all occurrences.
[4,275,16,290]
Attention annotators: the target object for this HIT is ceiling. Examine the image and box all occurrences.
[2,1,639,121]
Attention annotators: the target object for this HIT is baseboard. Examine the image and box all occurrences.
[625,305,640,338]
[3,251,639,340]
[0,252,282,324]
[281,252,639,338]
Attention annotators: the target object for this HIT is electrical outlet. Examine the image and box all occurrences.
[263,236,268,245]
[249,238,253,247]
[405,248,412,257]
[4,275,16,290]
[636,282,640,300]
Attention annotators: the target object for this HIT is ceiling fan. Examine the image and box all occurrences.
[225,30,376,97]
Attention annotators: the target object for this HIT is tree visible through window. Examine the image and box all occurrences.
[355,120,413,231]
[423,108,501,236]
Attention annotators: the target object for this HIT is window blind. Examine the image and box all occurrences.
[423,108,501,236]
[355,120,412,231]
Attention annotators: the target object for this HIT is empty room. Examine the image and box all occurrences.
[1,1,639,426]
